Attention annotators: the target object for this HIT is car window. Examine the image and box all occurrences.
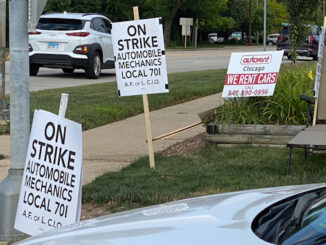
[102,18,112,34]
[91,18,106,33]
[278,195,326,245]
[281,27,288,35]
[311,26,321,35]
[252,187,326,245]
[37,18,83,31]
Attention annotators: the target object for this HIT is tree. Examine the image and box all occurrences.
[226,0,287,42]
[44,0,152,22]
[150,0,231,46]
[284,0,321,62]
[251,0,287,42]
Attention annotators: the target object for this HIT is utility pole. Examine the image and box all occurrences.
[0,0,29,241]
[0,0,6,111]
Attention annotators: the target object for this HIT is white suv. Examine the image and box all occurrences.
[29,12,114,79]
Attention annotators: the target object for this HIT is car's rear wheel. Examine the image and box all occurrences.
[267,41,273,45]
[30,64,39,76]
[86,52,101,79]
[62,68,75,74]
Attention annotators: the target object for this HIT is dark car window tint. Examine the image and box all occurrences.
[279,196,326,245]
[91,18,106,33]
[252,188,326,245]
[37,18,83,31]
[102,18,112,34]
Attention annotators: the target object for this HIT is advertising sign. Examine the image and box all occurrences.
[15,110,82,236]
[222,51,284,98]
[112,18,168,97]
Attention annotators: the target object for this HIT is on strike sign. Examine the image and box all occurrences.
[112,18,168,96]
[15,110,82,236]
[222,51,284,98]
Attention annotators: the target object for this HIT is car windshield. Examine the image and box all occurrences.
[36,18,83,31]
[253,188,326,245]
[278,195,326,245]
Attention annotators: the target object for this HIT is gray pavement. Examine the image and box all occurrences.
[3,46,278,93]
[0,93,224,184]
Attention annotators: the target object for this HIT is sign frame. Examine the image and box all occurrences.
[222,51,284,98]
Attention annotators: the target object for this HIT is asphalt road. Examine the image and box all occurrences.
[3,46,289,93]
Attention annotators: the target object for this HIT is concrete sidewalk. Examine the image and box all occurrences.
[0,93,223,184]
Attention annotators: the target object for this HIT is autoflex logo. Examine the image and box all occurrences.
[240,54,272,65]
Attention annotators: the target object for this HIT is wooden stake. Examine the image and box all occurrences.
[58,93,69,117]
[313,99,318,126]
[314,17,326,125]
[152,122,203,141]
[133,6,155,168]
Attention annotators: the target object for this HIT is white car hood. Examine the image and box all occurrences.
[16,184,326,245]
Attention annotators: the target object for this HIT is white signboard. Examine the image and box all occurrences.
[112,18,169,96]
[314,27,325,98]
[179,18,193,26]
[222,51,284,98]
[15,110,82,236]
[182,25,191,36]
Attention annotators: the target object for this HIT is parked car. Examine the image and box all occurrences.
[228,31,243,41]
[208,33,224,43]
[29,12,115,79]
[266,33,280,45]
[277,25,321,60]
[15,184,326,245]
[228,32,254,43]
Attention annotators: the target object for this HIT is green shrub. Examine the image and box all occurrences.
[0,121,9,134]
[214,62,316,125]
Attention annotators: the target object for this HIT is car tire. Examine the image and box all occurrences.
[267,41,273,45]
[86,52,102,79]
[62,68,75,74]
[30,64,39,76]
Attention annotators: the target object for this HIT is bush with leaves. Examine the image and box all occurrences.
[214,63,315,125]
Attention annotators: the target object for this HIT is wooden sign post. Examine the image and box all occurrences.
[133,6,155,168]
[112,7,169,169]
[313,17,326,126]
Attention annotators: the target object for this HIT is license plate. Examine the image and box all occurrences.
[47,42,59,49]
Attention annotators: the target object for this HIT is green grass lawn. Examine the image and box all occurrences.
[30,69,225,131]
[0,69,225,134]
[82,144,326,213]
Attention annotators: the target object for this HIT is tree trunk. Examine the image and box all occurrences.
[163,0,186,47]
[164,17,173,47]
